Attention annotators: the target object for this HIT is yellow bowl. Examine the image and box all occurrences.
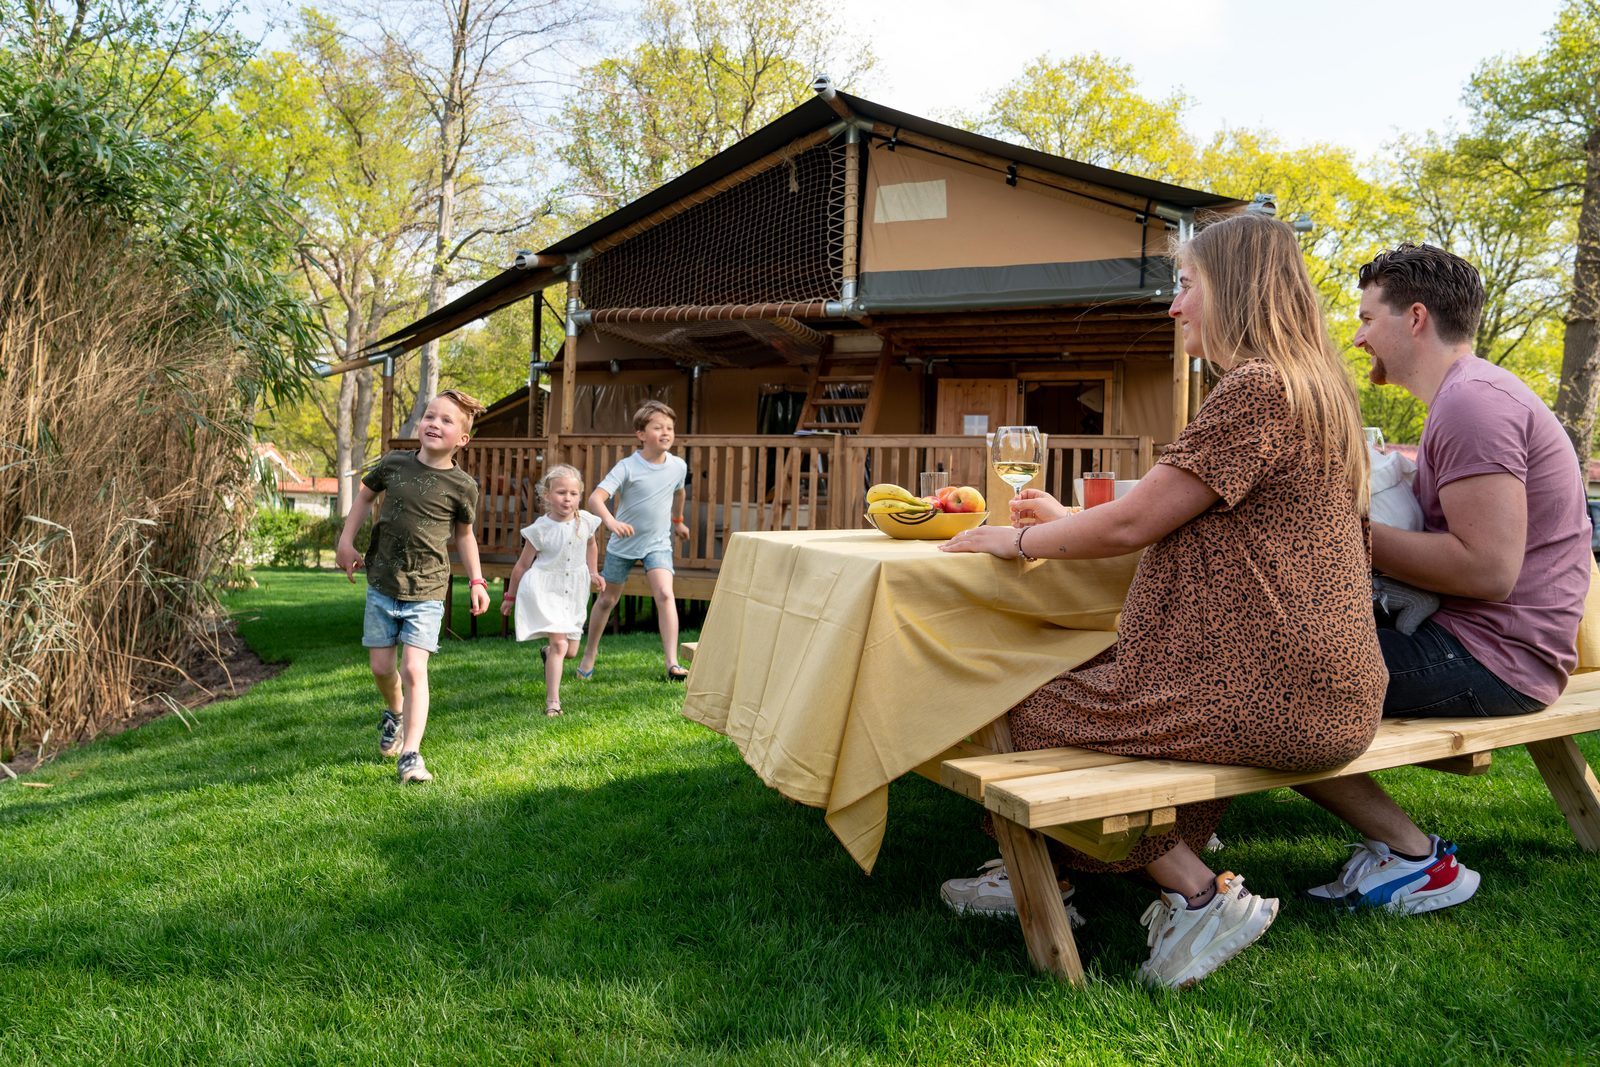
[865,510,989,540]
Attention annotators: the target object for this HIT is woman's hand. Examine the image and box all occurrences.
[939,524,1021,558]
[1011,488,1073,527]
[590,571,606,592]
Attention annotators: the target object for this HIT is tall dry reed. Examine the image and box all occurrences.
[0,200,256,759]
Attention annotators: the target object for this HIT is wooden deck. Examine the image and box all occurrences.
[406,432,1154,605]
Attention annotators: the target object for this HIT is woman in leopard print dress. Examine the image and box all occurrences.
[941,214,1386,988]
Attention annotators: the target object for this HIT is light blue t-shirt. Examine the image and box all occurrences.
[598,450,687,559]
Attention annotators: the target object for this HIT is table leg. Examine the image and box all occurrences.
[976,717,1087,985]
[1526,736,1600,851]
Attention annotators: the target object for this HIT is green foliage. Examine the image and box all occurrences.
[976,53,1197,183]
[0,4,321,405]
[561,0,876,209]
[247,507,316,567]
[246,508,361,568]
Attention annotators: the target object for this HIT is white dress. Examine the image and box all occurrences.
[513,511,602,641]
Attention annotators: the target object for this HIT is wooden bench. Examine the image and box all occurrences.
[913,670,1600,985]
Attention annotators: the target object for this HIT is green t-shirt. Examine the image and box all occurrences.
[361,451,478,601]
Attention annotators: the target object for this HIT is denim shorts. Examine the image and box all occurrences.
[363,588,444,653]
[600,548,675,585]
[1379,618,1545,717]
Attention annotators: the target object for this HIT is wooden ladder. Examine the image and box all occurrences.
[795,348,894,435]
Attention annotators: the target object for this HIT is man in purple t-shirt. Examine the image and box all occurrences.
[1297,244,1591,915]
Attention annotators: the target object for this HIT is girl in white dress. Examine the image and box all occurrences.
[501,465,605,716]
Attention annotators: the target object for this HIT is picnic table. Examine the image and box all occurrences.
[683,529,1600,985]
[680,528,1142,872]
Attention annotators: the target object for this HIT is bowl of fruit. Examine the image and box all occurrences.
[864,483,988,540]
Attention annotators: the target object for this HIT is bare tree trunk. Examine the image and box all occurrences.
[1556,126,1600,468]
[336,306,368,515]
[401,0,469,437]
[335,370,358,516]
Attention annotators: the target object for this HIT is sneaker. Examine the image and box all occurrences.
[396,751,432,784]
[940,858,1087,929]
[1137,872,1278,990]
[1301,835,1480,914]
[378,710,403,758]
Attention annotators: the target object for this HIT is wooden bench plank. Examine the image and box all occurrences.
[940,747,1136,802]
[986,681,1600,830]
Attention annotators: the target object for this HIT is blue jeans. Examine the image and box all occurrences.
[1379,618,1544,717]
[362,588,444,652]
[600,548,674,585]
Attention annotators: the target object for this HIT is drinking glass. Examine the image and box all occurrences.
[992,426,1043,499]
[1082,471,1115,508]
[919,471,949,498]
[1364,426,1386,452]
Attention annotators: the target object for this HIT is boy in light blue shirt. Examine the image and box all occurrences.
[577,400,691,681]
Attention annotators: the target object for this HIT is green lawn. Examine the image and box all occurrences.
[2,570,1598,1065]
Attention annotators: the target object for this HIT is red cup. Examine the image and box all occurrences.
[1082,472,1115,508]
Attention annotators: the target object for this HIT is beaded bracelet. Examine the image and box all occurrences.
[1015,525,1039,562]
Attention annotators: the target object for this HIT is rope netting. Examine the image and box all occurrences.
[581,137,847,312]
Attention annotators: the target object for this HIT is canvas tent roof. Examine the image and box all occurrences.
[368,91,1242,359]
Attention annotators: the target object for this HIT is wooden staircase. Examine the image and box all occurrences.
[765,349,894,532]
[795,349,895,434]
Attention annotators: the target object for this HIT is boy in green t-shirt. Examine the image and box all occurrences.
[335,389,491,784]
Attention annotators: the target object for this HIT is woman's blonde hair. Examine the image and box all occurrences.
[536,464,583,509]
[1179,213,1369,512]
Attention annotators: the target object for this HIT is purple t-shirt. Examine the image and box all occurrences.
[1416,356,1591,704]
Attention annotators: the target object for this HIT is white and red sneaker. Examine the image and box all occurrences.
[1302,835,1480,914]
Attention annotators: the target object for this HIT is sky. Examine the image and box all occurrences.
[848,0,1564,157]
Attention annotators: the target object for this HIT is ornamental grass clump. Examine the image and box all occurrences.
[0,199,255,759]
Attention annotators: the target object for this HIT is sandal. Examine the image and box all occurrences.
[545,704,562,717]
[665,663,689,682]
[575,665,595,681]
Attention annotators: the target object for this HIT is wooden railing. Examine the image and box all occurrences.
[395,432,1154,580]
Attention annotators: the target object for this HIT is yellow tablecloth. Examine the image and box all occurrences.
[681,529,1142,873]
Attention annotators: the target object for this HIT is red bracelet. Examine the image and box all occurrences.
[673,516,685,524]
[469,578,488,588]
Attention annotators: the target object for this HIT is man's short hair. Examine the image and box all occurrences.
[633,399,677,431]
[434,388,486,430]
[1357,243,1484,345]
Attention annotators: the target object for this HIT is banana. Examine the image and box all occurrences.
[868,499,933,515]
[866,483,923,506]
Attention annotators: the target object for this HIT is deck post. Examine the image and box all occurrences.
[381,355,395,454]
[562,264,581,434]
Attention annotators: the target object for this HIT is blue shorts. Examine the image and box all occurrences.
[1379,618,1544,717]
[363,588,444,653]
[600,548,675,585]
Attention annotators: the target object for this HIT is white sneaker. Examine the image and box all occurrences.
[940,858,1086,928]
[1137,872,1278,990]
[1301,835,1480,914]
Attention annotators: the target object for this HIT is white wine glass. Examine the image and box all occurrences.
[992,425,1043,500]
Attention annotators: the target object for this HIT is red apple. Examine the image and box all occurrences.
[944,486,986,513]
[932,485,961,512]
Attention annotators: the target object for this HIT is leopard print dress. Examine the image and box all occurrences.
[1009,358,1388,874]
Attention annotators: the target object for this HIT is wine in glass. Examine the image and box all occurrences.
[992,425,1043,499]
